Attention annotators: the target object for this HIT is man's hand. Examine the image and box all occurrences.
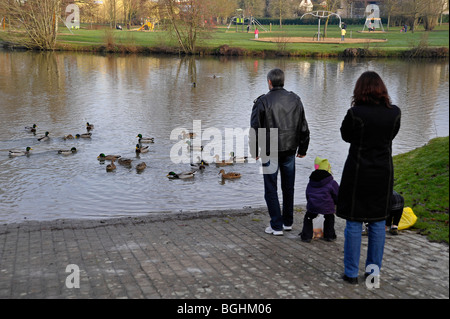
[296,154,306,158]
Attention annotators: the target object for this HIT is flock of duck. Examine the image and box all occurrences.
[9,123,247,179]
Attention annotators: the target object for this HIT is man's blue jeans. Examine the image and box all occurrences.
[344,220,386,278]
[262,153,295,231]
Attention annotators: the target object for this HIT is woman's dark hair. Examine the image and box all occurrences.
[352,71,392,108]
[267,68,285,88]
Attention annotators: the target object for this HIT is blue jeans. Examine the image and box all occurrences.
[262,154,295,231]
[344,220,386,278]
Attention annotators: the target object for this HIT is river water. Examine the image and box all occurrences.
[0,50,448,223]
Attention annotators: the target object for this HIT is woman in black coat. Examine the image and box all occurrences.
[337,71,401,284]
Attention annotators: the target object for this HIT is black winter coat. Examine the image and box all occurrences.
[250,87,310,158]
[336,103,401,222]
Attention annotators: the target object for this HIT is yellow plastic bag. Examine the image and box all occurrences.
[398,207,417,230]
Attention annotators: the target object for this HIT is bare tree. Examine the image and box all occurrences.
[159,0,212,54]
[0,0,62,50]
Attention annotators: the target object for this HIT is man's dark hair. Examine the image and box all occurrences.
[267,68,285,88]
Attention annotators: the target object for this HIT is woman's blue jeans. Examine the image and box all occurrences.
[344,220,386,278]
[262,154,295,231]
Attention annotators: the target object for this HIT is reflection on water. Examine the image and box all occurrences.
[0,50,448,223]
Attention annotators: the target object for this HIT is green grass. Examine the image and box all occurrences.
[4,23,443,56]
[393,136,449,244]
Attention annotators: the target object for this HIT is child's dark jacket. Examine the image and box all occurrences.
[306,170,339,214]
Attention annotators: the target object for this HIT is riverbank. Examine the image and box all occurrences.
[1,24,449,58]
[393,136,449,244]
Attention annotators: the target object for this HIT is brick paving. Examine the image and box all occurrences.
[0,207,448,299]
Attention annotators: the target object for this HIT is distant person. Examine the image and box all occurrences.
[337,71,401,284]
[299,157,339,242]
[404,24,408,32]
[341,28,346,41]
[247,24,250,33]
[254,28,259,39]
[250,68,310,236]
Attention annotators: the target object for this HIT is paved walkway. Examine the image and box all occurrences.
[0,207,448,299]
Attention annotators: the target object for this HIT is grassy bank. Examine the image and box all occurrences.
[2,24,448,57]
[393,136,449,244]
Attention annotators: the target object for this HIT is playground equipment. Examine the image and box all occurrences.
[300,11,342,41]
[138,21,154,31]
[227,9,267,32]
[361,4,385,32]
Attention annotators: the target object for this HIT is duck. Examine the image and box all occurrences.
[136,134,154,143]
[76,133,92,138]
[86,122,94,130]
[186,140,203,152]
[230,152,248,163]
[118,158,133,166]
[106,160,116,172]
[190,158,208,170]
[213,154,233,167]
[218,169,241,179]
[98,153,121,161]
[58,147,77,155]
[167,170,196,179]
[62,134,75,140]
[135,143,149,153]
[9,147,32,157]
[37,131,50,141]
[25,124,37,133]
[136,162,147,171]
[181,130,197,139]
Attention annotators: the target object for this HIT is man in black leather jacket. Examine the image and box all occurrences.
[250,68,310,236]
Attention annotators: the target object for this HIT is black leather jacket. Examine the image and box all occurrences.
[250,87,310,158]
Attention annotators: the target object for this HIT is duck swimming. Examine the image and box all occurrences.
[76,133,91,138]
[25,124,37,133]
[136,134,154,143]
[218,169,241,179]
[98,153,121,161]
[167,171,196,179]
[106,159,116,172]
[9,147,32,157]
[86,122,94,130]
[136,162,147,171]
[58,147,77,155]
[135,144,149,153]
[38,131,50,141]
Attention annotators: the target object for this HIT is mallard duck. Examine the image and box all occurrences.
[76,133,91,138]
[181,130,197,139]
[191,159,208,170]
[186,140,203,152]
[167,171,196,179]
[230,152,248,163]
[9,147,32,156]
[136,162,147,171]
[136,134,154,143]
[63,134,75,140]
[25,124,37,133]
[218,169,241,179]
[213,154,233,167]
[37,131,50,141]
[98,153,121,161]
[86,122,94,130]
[106,160,116,172]
[58,147,77,155]
[135,143,149,153]
[118,158,133,166]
